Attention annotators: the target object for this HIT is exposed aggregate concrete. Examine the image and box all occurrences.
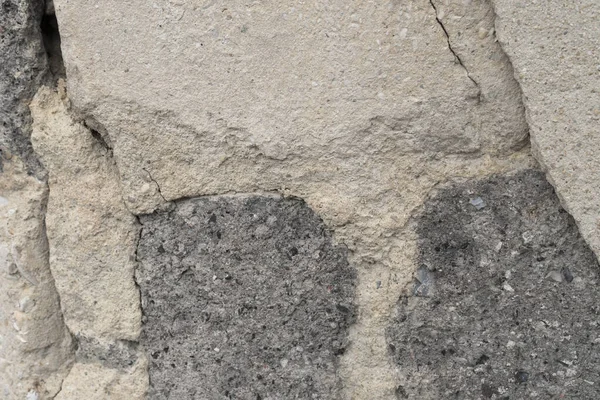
[388,170,600,399]
[137,196,356,399]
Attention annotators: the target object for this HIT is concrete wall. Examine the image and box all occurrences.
[1,0,599,398]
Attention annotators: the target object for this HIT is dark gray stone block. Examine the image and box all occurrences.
[137,196,356,400]
[387,169,600,399]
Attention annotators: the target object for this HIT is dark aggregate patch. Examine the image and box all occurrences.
[387,169,600,399]
[0,0,48,176]
[137,196,356,400]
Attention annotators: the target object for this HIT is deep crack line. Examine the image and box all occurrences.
[142,168,167,203]
[429,0,482,100]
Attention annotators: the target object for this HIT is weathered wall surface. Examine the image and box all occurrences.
[30,86,148,399]
[1,0,599,399]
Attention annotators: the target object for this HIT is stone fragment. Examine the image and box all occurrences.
[492,0,600,261]
[387,170,600,399]
[30,86,141,341]
[137,196,356,399]
[469,196,486,210]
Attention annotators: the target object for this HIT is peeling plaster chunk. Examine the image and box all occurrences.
[0,157,75,400]
[30,85,141,341]
[54,0,527,216]
[387,170,600,399]
[137,196,356,399]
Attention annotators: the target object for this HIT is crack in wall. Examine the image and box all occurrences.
[142,168,167,203]
[429,0,482,100]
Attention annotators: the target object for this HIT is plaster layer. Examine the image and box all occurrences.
[491,0,600,260]
[30,85,141,341]
[429,0,528,152]
[0,157,74,400]
[51,0,538,397]
[0,1,75,399]
[29,85,150,399]
[4,0,600,398]
[53,0,528,216]
[54,358,148,400]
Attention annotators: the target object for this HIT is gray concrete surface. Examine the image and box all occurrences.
[137,196,356,399]
[388,170,600,399]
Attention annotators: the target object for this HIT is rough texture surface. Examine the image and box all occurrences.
[137,196,356,399]
[55,359,148,400]
[0,0,47,177]
[388,170,600,399]
[51,1,539,395]
[31,85,141,341]
[492,0,600,261]
[3,0,599,397]
[0,1,75,399]
[0,157,74,399]
[29,85,149,398]
[54,0,528,216]
[430,0,527,153]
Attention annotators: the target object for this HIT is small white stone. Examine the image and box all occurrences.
[26,390,39,400]
[478,27,488,39]
[522,231,534,243]
[503,283,514,292]
[18,297,34,312]
[546,270,563,282]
